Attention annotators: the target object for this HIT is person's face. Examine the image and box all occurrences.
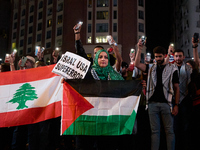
[174,52,185,66]
[25,60,33,69]
[154,53,165,65]
[98,52,109,68]
[94,47,103,58]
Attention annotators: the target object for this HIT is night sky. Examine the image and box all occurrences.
[145,0,174,54]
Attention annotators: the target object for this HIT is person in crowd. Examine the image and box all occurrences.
[35,61,46,67]
[11,54,58,150]
[171,49,192,150]
[165,44,175,64]
[186,37,200,150]
[52,50,61,64]
[73,23,122,72]
[71,49,124,150]
[121,61,129,79]
[192,37,200,70]
[0,63,10,72]
[70,24,124,149]
[188,66,200,150]
[135,39,180,150]
[11,56,36,150]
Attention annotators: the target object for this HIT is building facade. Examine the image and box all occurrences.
[173,0,200,58]
[10,0,146,64]
[0,0,11,62]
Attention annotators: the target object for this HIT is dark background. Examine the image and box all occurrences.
[145,0,174,54]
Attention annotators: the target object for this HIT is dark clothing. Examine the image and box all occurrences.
[188,71,200,149]
[145,64,179,103]
[75,40,94,80]
[75,40,89,60]
[28,120,51,150]
[12,125,28,150]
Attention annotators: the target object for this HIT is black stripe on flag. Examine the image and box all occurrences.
[65,80,143,98]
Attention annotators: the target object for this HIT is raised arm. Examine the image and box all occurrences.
[134,39,146,72]
[192,37,200,69]
[73,24,88,60]
[109,36,122,72]
[172,83,179,116]
[165,44,174,64]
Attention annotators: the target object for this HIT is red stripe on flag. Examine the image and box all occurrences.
[0,101,61,127]
[0,64,58,85]
[62,82,94,134]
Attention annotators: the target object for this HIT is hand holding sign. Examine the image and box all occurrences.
[52,52,91,79]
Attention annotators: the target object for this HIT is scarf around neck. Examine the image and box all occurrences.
[92,49,124,80]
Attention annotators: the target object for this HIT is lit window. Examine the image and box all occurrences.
[57,15,63,24]
[47,19,52,27]
[96,36,107,43]
[88,0,92,7]
[97,11,109,19]
[97,0,109,7]
[88,36,92,43]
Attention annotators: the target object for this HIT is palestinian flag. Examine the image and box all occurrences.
[62,80,142,136]
[0,65,62,127]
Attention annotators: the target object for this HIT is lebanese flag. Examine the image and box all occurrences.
[0,65,62,127]
[62,80,142,135]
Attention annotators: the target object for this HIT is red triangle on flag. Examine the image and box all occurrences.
[62,82,94,134]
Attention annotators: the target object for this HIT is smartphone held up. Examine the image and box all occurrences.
[75,21,83,30]
[193,33,199,43]
[141,36,147,45]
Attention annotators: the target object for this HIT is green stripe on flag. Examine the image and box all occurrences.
[63,111,137,136]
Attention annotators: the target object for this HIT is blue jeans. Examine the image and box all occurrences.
[148,102,175,150]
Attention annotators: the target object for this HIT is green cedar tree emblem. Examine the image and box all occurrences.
[7,83,38,110]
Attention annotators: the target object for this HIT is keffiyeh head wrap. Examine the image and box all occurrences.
[92,49,124,80]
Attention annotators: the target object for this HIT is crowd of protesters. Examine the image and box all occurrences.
[0,23,200,150]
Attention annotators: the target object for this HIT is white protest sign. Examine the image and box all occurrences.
[52,52,91,79]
